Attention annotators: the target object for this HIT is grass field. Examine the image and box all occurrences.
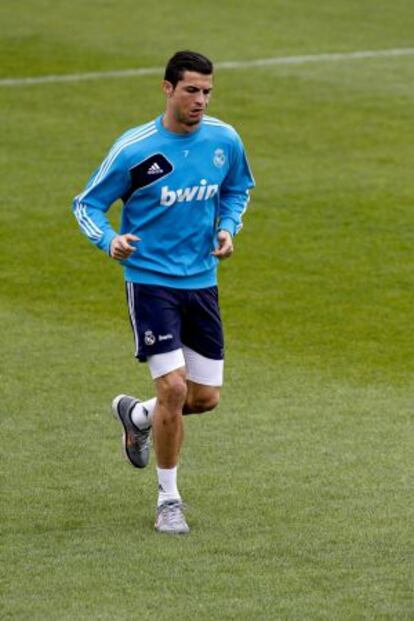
[1,1,413,619]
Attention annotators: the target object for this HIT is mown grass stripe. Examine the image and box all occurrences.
[1,47,413,87]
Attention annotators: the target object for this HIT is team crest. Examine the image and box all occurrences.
[213,148,226,168]
[144,330,156,346]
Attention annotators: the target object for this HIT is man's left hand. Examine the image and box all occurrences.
[211,230,234,260]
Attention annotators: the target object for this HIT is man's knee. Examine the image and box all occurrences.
[156,369,188,408]
[185,387,221,414]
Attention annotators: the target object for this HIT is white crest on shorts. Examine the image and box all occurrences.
[144,330,156,346]
[213,148,226,168]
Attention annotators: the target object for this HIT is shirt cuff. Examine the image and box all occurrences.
[218,218,236,237]
[97,230,117,255]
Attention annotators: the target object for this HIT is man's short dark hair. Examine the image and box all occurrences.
[164,51,213,87]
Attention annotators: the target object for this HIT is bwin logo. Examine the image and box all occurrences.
[160,179,218,207]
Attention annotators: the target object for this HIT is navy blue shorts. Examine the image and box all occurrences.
[125,283,224,362]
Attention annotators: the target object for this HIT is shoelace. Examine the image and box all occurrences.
[136,426,151,443]
[158,502,186,526]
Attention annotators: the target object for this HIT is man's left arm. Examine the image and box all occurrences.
[214,136,255,259]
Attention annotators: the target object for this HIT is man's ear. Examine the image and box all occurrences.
[162,80,174,98]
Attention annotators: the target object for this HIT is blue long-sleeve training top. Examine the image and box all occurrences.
[73,114,255,289]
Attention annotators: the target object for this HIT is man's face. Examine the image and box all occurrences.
[163,71,213,128]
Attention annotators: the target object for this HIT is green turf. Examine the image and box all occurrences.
[1,1,413,619]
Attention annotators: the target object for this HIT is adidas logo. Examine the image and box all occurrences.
[147,162,163,175]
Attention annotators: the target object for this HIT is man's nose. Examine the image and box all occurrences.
[195,92,207,107]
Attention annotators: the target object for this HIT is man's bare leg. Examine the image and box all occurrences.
[184,381,221,414]
[152,367,187,469]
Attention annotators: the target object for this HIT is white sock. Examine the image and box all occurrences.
[157,466,181,506]
[131,397,156,430]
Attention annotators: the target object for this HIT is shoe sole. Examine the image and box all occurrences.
[154,525,190,535]
[111,394,147,468]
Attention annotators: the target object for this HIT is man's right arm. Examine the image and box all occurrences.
[72,144,131,255]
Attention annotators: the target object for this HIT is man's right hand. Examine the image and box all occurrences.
[110,233,140,260]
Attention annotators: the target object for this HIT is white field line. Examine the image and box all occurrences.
[1,48,413,88]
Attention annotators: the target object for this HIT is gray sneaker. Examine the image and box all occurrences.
[111,394,151,469]
[155,500,190,534]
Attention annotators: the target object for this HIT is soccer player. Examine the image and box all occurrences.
[73,50,254,534]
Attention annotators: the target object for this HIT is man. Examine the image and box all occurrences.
[73,50,254,534]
